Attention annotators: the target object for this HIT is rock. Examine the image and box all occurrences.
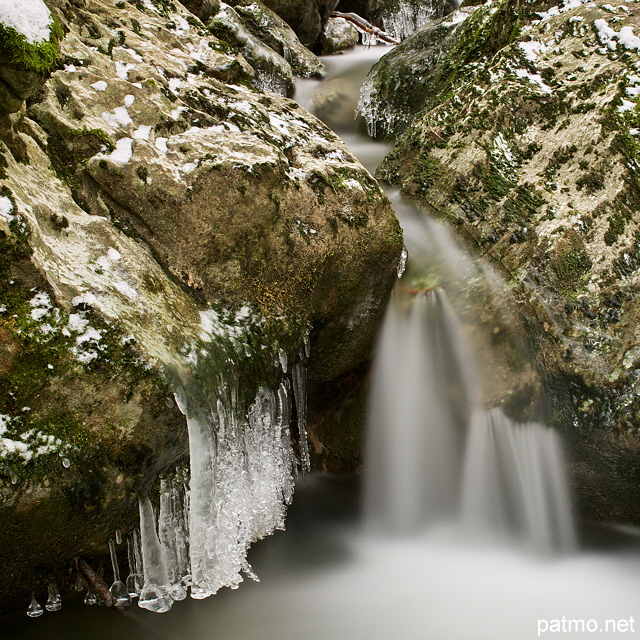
[319,16,360,55]
[368,0,640,524]
[181,0,221,22]
[310,76,361,130]
[0,0,402,613]
[260,0,323,47]
[225,0,325,78]
[208,3,296,96]
[0,0,63,114]
[358,7,477,138]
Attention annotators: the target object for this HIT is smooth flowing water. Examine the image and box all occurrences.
[6,43,640,640]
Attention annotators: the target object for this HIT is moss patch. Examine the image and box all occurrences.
[0,18,62,74]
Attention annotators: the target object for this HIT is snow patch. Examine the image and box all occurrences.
[109,137,134,164]
[0,0,52,44]
[91,80,108,91]
[133,125,152,140]
[0,195,14,221]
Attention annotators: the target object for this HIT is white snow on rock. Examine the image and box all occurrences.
[0,195,14,220]
[0,0,52,44]
[109,137,134,163]
[133,124,152,140]
[91,80,108,91]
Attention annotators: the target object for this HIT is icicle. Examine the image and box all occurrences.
[292,363,310,472]
[108,539,132,607]
[132,529,144,594]
[397,248,408,277]
[158,478,187,601]
[278,349,288,374]
[26,593,43,618]
[126,538,139,598]
[381,5,436,41]
[138,497,173,613]
[45,583,62,612]
[74,573,86,592]
[83,586,98,606]
[115,529,122,545]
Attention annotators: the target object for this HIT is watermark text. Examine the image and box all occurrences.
[538,617,636,636]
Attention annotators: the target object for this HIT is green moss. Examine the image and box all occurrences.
[604,212,626,246]
[503,183,546,223]
[576,168,606,193]
[473,161,514,200]
[0,16,62,74]
[552,246,592,291]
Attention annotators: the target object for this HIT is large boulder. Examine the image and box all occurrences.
[260,0,325,47]
[224,0,325,78]
[0,0,402,615]
[367,0,640,524]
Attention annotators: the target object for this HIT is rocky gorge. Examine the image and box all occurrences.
[1,0,640,625]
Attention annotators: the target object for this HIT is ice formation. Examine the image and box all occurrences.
[136,317,309,612]
[382,4,439,42]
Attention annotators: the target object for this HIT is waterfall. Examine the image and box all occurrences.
[461,409,576,552]
[365,283,576,552]
[365,288,479,534]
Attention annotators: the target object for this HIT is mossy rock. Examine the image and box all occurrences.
[369,0,640,525]
[0,6,63,115]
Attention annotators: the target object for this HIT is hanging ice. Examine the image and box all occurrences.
[158,477,189,601]
[45,583,62,612]
[138,497,173,613]
[108,538,131,607]
[178,377,301,599]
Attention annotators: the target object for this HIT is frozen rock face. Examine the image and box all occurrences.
[336,0,456,36]
[368,0,640,523]
[0,0,402,615]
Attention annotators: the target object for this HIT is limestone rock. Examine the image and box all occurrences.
[208,3,295,96]
[223,0,325,78]
[319,16,359,55]
[0,0,402,614]
[261,0,323,47]
[368,0,640,523]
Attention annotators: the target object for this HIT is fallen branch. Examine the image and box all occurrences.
[72,556,114,607]
[330,11,400,45]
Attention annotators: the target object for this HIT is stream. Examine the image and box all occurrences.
[5,44,640,640]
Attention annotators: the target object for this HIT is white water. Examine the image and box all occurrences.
[366,288,479,534]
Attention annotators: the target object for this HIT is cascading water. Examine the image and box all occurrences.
[365,288,479,535]
[366,281,576,553]
[461,409,576,553]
